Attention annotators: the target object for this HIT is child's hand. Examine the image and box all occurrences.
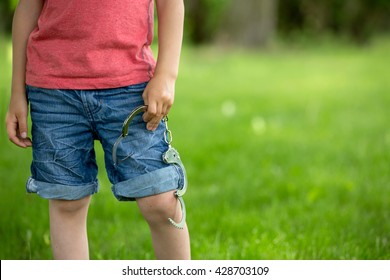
[6,90,32,148]
[142,74,175,131]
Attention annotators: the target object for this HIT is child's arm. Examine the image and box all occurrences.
[142,0,185,131]
[6,0,44,148]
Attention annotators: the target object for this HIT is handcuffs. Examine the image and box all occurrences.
[112,105,187,229]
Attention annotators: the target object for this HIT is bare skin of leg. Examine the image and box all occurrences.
[137,190,191,260]
[49,196,91,260]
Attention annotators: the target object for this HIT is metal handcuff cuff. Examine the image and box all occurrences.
[112,105,187,229]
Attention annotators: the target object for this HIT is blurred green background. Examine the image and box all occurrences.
[1,0,389,259]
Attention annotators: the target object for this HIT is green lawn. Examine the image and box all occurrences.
[1,36,389,259]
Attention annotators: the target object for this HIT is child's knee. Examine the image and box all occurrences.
[137,191,180,226]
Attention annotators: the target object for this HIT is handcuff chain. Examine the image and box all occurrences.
[163,116,173,145]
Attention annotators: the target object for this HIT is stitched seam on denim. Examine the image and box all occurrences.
[79,90,99,136]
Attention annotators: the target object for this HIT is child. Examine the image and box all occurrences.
[5,0,190,260]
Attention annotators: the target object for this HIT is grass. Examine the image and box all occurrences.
[1,35,389,259]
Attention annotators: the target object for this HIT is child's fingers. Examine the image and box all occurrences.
[142,80,173,131]
[142,99,156,122]
[18,115,32,147]
[146,116,162,131]
[6,119,26,148]
[144,112,163,131]
[142,99,165,131]
[6,113,32,148]
[18,114,29,140]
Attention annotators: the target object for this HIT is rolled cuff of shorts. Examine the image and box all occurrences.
[111,166,180,201]
[26,177,99,200]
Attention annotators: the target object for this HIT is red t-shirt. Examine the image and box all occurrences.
[26,0,156,89]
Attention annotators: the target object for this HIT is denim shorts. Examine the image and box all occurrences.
[26,82,184,201]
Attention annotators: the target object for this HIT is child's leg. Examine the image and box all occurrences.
[49,196,91,260]
[137,191,190,260]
